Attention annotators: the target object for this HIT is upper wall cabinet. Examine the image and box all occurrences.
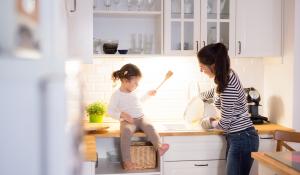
[235,0,282,57]
[67,0,93,63]
[93,0,163,56]
[164,0,201,55]
[200,0,235,56]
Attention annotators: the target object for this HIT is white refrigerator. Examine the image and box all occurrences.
[0,1,83,175]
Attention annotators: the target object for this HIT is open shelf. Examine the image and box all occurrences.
[95,159,160,175]
[94,10,162,17]
[93,54,164,58]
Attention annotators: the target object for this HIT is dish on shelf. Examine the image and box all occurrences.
[128,48,143,54]
[103,40,118,54]
[118,49,128,54]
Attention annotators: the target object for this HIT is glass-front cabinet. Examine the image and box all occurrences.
[200,0,235,55]
[164,0,200,55]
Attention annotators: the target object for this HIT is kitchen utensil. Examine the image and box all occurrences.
[145,0,155,10]
[103,40,118,54]
[143,33,153,54]
[118,49,128,54]
[113,0,120,9]
[104,0,111,10]
[156,70,173,90]
[137,0,144,10]
[93,38,102,54]
[128,0,137,10]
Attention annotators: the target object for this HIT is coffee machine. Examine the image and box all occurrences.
[244,87,269,124]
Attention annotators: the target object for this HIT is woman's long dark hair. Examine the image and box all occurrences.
[112,63,142,82]
[197,43,230,93]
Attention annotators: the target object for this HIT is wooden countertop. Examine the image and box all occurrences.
[83,123,292,161]
[252,152,300,175]
[83,135,97,162]
[85,123,292,137]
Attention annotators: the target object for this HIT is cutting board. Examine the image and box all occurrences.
[84,122,109,132]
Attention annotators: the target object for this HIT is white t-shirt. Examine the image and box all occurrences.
[108,89,150,120]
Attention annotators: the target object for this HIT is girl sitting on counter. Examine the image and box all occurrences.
[108,63,169,170]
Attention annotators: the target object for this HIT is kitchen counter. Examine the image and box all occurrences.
[85,122,292,137]
[83,135,97,162]
[83,122,292,161]
[252,152,300,175]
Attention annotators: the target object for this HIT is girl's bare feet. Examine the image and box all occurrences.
[123,161,140,170]
[158,144,169,156]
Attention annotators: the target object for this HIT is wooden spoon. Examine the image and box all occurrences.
[156,70,173,90]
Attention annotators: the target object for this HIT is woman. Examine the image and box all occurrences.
[198,43,259,175]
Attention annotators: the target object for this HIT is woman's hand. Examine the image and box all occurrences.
[200,117,213,130]
[120,112,134,124]
[201,116,220,130]
[210,117,219,128]
[147,90,157,96]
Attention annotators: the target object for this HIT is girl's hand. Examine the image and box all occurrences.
[148,90,157,96]
[120,112,134,124]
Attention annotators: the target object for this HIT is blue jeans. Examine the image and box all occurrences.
[225,127,259,175]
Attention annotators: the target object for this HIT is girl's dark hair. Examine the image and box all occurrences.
[197,43,230,93]
[112,63,142,82]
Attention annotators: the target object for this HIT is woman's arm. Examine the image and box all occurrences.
[199,88,215,101]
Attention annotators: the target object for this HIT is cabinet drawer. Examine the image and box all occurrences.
[163,160,226,175]
[163,136,226,161]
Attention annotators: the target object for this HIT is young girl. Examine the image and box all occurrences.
[197,43,259,175]
[108,63,169,170]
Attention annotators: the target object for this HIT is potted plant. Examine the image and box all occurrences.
[86,101,107,123]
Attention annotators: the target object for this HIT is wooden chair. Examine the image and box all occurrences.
[274,130,300,152]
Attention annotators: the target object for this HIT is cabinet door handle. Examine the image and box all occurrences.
[70,0,77,12]
[196,41,199,52]
[194,164,208,167]
[238,41,241,54]
[202,41,206,47]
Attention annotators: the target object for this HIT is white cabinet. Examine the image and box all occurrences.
[164,0,201,55]
[93,0,163,55]
[235,0,282,57]
[200,0,235,56]
[163,135,226,161]
[162,136,226,175]
[82,161,96,175]
[250,134,277,175]
[67,0,93,63]
[164,160,226,175]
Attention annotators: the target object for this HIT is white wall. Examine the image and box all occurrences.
[82,56,264,122]
[293,0,300,131]
[263,0,299,130]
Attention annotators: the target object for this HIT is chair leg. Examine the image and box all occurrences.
[276,140,283,152]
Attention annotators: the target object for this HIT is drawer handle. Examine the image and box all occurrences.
[194,164,208,167]
[260,137,274,139]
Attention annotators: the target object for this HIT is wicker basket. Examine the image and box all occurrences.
[130,141,156,169]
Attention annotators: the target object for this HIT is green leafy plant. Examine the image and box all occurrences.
[86,102,107,123]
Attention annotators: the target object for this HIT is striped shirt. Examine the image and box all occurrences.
[200,70,253,134]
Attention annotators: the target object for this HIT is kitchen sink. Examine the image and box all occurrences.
[154,122,202,131]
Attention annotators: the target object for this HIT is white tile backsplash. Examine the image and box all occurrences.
[81,56,264,121]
